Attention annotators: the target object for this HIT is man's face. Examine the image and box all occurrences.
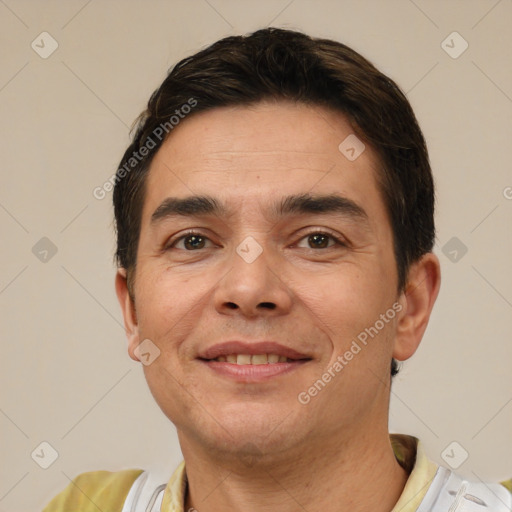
[123,102,405,459]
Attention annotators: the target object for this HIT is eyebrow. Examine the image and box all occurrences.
[150,193,368,225]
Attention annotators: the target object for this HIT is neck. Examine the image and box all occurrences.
[180,428,409,512]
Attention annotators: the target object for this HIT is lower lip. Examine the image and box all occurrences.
[200,360,309,381]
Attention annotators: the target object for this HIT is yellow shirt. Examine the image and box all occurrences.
[42,434,511,511]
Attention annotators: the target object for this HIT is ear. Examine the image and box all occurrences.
[393,252,441,361]
[115,268,140,362]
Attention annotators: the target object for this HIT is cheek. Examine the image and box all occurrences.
[304,270,395,352]
[142,363,195,429]
[135,265,206,337]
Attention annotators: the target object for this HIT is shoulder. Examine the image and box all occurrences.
[42,468,144,512]
[419,466,511,512]
[390,435,511,511]
[501,479,512,493]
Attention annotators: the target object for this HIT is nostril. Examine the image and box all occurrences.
[259,302,276,309]
[224,302,276,310]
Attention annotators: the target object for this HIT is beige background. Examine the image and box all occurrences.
[0,1,511,510]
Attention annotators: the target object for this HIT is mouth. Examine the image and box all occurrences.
[197,341,312,381]
[204,353,296,364]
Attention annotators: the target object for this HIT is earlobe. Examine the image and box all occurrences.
[393,253,441,361]
[115,269,140,362]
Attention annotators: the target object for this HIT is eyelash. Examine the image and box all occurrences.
[166,229,347,251]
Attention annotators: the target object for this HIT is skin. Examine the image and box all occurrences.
[116,101,441,512]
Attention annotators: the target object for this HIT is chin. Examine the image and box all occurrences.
[203,430,298,467]
[178,405,308,463]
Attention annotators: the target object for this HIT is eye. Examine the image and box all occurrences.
[168,230,214,251]
[166,229,347,252]
[295,231,346,250]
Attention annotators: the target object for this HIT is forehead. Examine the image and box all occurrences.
[141,101,388,226]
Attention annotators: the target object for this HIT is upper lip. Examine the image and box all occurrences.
[198,341,311,361]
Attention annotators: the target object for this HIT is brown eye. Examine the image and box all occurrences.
[296,231,343,250]
[182,235,206,250]
[308,233,331,249]
[168,231,213,251]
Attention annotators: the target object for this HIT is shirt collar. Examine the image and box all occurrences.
[390,434,439,512]
[161,460,187,512]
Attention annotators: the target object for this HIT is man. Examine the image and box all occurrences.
[43,27,511,512]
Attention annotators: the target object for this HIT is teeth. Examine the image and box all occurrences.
[213,354,292,364]
[251,354,267,365]
[236,354,251,365]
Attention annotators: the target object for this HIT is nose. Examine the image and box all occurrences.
[213,240,293,318]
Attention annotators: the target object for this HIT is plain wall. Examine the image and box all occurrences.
[0,1,511,510]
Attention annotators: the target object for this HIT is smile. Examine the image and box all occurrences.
[197,341,312,381]
[200,356,310,382]
[210,354,292,364]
